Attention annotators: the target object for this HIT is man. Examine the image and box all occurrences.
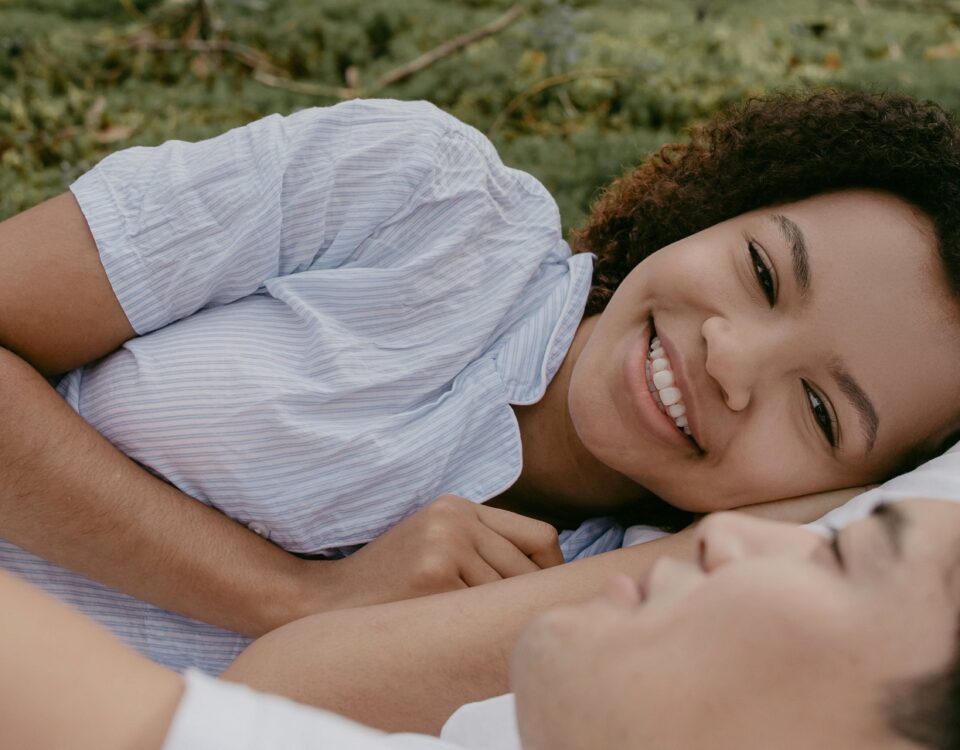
[2,498,957,749]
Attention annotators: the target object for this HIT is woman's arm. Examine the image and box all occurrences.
[0,193,135,376]
[0,194,351,634]
[0,344,336,635]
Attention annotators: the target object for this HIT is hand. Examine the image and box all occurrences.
[319,495,565,609]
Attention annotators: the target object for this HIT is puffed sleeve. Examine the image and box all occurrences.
[70,99,455,335]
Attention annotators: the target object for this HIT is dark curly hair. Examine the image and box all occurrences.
[570,89,960,316]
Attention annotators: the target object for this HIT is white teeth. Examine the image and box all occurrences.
[651,357,670,373]
[646,334,693,439]
[652,370,674,389]
[659,386,683,406]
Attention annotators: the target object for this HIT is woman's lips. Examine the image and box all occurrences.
[654,328,702,451]
[624,322,697,450]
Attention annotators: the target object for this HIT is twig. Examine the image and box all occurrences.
[124,34,287,77]
[488,68,624,135]
[251,71,356,100]
[127,4,523,101]
[372,4,524,91]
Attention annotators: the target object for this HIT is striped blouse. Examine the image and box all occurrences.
[0,98,624,674]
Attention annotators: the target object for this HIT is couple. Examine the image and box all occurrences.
[1,88,960,747]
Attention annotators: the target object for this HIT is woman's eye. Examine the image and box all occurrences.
[748,241,776,307]
[803,381,837,447]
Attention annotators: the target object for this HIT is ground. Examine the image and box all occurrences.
[1,0,958,231]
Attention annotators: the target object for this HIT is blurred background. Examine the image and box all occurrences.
[1,0,958,232]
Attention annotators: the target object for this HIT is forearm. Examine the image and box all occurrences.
[0,347,319,635]
[0,568,183,750]
[223,526,700,734]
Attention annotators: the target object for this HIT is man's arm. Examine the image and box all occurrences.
[223,528,701,735]
[0,568,184,750]
[222,489,865,732]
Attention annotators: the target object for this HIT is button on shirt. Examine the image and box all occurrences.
[0,98,620,674]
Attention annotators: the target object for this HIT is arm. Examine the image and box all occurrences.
[223,527,701,735]
[0,193,135,375]
[736,485,874,523]
[0,344,335,635]
[0,568,183,750]
[0,103,464,630]
[221,488,868,729]
[0,194,337,635]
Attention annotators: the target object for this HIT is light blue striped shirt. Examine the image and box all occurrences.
[0,99,622,674]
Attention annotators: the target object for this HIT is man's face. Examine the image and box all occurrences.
[511,499,960,750]
[566,189,960,511]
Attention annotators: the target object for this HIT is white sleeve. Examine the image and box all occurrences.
[71,98,455,335]
[440,694,522,750]
[162,670,469,750]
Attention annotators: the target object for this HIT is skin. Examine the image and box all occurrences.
[506,189,960,520]
[512,498,960,750]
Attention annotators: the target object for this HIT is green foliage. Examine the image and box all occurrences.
[2,0,959,232]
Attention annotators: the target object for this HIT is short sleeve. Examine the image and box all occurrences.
[71,99,456,335]
[162,670,470,750]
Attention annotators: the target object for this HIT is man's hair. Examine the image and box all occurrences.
[570,88,960,317]
[887,648,960,749]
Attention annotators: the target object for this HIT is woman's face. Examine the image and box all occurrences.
[568,189,960,511]
[512,498,960,750]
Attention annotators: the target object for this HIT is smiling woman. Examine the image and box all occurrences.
[561,189,960,513]
[503,90,960,519]
[0,89,959,684]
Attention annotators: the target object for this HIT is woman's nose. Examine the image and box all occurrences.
[697,513,822,572]
[701,316,756,411]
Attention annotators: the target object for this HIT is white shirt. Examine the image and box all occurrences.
[164,670,476,750]
[0,98,603,674]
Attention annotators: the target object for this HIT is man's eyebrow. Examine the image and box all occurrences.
[828,357,879,452]
[769,214,810,297]
[871,502,906,559]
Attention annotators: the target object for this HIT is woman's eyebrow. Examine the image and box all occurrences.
[768,214,810,297]
[872,502,906,559]
[765,213,880,451]
[828,357,879,452]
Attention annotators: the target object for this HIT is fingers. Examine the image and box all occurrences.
[475,504,565,569]
[457,554,504,587]
[472,524,541,579]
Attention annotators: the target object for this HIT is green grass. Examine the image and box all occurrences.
[2,0,959,231]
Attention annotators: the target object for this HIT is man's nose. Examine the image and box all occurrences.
[697,513,822,572]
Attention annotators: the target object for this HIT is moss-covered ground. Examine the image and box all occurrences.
[2,0,958,230]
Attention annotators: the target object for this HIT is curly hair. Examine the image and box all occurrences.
[571,89,960,316]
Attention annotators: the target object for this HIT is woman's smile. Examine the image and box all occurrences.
[624,320,702,452]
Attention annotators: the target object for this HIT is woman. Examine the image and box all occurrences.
[0,89,959,673]
[4,498,960,748]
